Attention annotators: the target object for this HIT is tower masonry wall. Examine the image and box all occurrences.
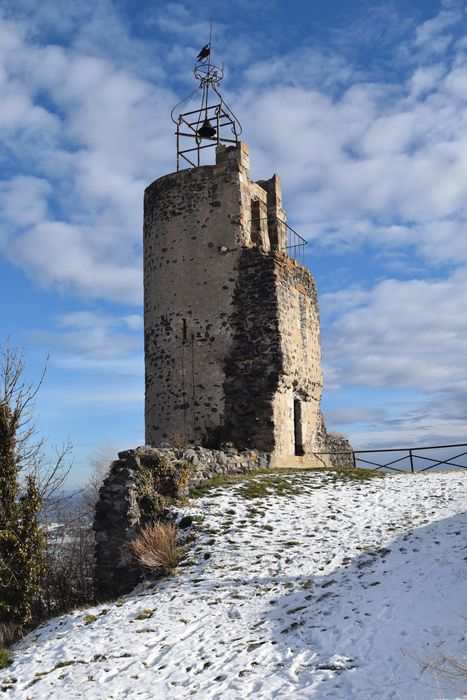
[144,144,252,446]
[94,142,352,600]
[144,141,340,460]
[272,255,324,461]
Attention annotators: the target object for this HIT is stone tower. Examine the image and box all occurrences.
[144,142,332,466]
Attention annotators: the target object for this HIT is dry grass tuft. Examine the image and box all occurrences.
[0,621,23,648]
[130,522,184,574]
[410,650,467,698]
[426,655,467,697]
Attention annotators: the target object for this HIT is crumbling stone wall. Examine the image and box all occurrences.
[94,441,353,600]
[271,253,324,463]
[320,433,354,468]
[315,412,354,469]
[94,445,270,600]
[144,141,340,462]
[223,248,282,451]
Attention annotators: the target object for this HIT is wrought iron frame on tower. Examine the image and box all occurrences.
[170,25,242,170]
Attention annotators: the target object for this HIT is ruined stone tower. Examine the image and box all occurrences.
[144,141,332,466]
[94,50,351,601]
[141,38,347,466]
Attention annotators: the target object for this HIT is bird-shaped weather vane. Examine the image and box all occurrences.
[197,43,211,62]
[171,19,242,170]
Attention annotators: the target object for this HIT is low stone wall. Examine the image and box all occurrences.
[319,433,354,469]
[94,440,353,600]
[94,445,270,600]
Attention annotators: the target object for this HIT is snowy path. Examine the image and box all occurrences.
[2,469,466,699]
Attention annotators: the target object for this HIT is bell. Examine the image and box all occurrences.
[197,119,216,139]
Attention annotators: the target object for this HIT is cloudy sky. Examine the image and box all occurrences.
[1,0,466,485]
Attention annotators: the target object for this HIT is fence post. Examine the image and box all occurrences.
[352,451,357,469]
[409,449,414,473]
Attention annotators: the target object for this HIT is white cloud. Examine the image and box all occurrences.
[122,314,143,331]
[30,309,143,362]
[409,64,447,98]
[2,1,467,302]
[0,176,51,230]
[321,268,467,393]
[414,7,460,51]
[8,221,142,303]
[41,385,143,407]
[244,69,467,259]
[325,407,387,425]
[151,3,214,43]
[0,11,174,303]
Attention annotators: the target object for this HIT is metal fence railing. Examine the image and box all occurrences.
[314,443,467,473]
[249,217,307,264]
[284,223,307,265]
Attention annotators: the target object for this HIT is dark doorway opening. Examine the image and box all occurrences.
[294,398,304,456]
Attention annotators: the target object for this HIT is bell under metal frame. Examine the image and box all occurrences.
[171,58,242,170]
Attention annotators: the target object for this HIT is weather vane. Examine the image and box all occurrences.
[170,19,242,170]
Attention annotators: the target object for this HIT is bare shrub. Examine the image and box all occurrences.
[416,653,467,697]
[164,431,190,449]
[1,341,72,501]
[130,522,184,574]
[39,496,95,618]
[326,431,348,442]
[82,443,116,512]
[0,621,23,648]
[38,443,116,619]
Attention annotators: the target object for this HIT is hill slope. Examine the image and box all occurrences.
[2,469,467,699]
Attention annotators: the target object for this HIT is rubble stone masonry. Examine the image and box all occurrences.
[144,142,340,464]
[94,143,352,599]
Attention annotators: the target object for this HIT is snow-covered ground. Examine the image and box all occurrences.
[2,469,466,699]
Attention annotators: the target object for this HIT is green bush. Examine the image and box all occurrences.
[0,402,45,624]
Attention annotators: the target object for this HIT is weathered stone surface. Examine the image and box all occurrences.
[94,445,271,600]
[94,437,353,600]
[143,141,343,463]
[95,140,354,601]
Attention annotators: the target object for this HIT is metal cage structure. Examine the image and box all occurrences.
[171,46,242,170]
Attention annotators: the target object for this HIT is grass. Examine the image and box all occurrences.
[83,614,97,626]
[189,466,382,499]
[134,609,153,621]
[130,521,185,574]
[236,476,301,499]
[0,648,11,669]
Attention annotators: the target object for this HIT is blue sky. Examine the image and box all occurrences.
[1,0,467,486]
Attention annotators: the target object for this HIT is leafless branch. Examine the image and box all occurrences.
[0,338,72,501]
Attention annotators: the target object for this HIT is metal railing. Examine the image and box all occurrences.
[285,223,307,264]
[249,217,307,264]
[314,442,467,473]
